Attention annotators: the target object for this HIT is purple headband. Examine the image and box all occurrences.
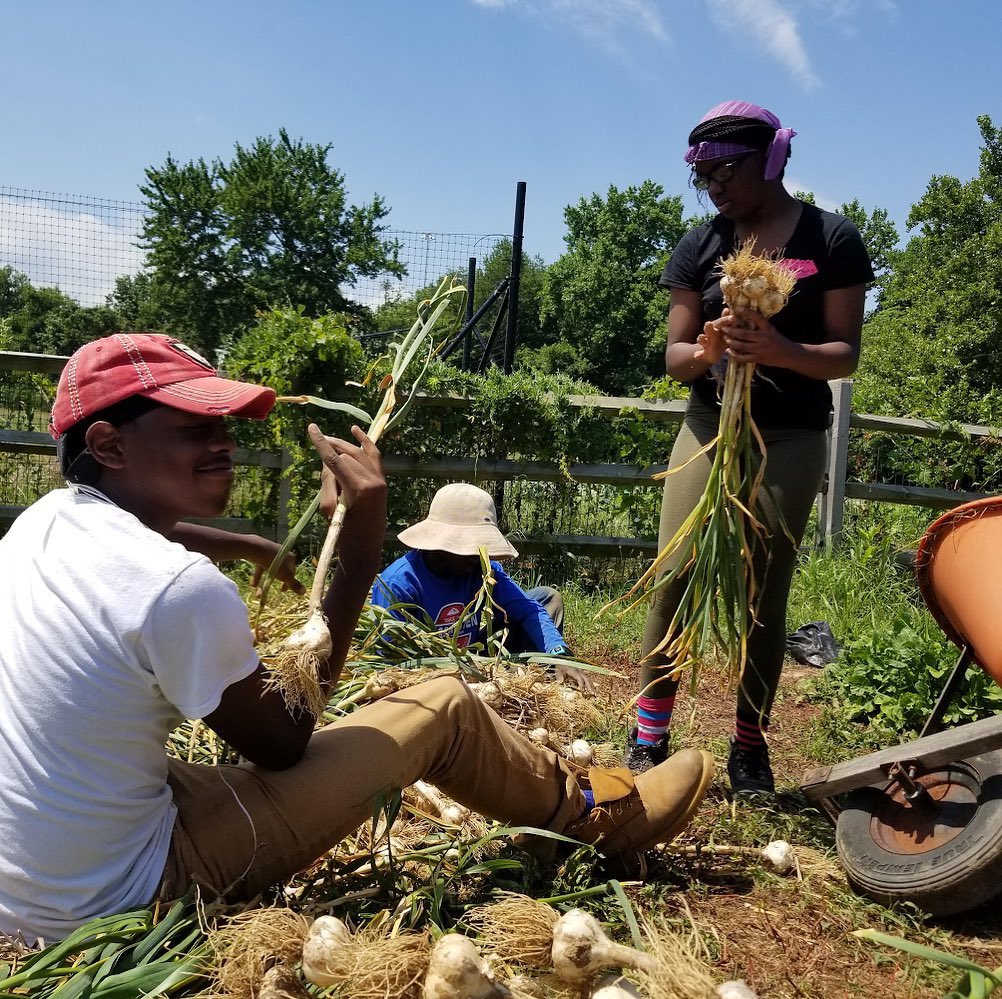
[684,100,796,182]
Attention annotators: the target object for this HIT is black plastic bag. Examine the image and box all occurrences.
[786,621,842,668]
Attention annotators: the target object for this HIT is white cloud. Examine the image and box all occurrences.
[707,0,821,91]
[0,195,145,307]
[802,0,897,31]
[470,0,668,50]
[552,0,668,43]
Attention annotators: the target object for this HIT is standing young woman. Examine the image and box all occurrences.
[624,101,874,794]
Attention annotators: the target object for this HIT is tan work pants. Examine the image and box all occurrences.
[160,675,584,901]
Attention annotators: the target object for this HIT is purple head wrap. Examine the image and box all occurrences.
[684,100,796,182]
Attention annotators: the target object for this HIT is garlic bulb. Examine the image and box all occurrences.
[301,915,352,987]
[760,840,794,875]
[412,780,471,826]
[470,681,504,711]
[717,980,759,999]
[422,934,511,999]
[563,739,594,766]
[551,910,656,984]
[283,607,333,659]
[591,974,646,997]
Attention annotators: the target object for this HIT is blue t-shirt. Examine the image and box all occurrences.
[370,549,564,653]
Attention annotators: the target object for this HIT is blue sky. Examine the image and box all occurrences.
[1,0,1000,288]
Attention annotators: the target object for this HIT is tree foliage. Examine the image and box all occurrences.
[856,115,1002,425]
[0,267,121,355]
[538,181,686,394]
[138,129,403,356]
[222,307,369,514]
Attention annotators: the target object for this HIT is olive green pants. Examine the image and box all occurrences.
[160,675,585,902]
[639,395,827,719]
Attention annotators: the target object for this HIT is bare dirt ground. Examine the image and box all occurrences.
[588,643,1002,999]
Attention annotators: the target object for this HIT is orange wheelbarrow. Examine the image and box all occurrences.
[800,497,1002,916]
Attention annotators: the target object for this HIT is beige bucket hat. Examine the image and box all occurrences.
[397,483,519,558]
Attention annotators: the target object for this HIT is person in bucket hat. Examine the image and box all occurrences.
[0,332,713,945]
[370,482,591,690]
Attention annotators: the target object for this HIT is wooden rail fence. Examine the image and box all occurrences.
[1,351,996,552]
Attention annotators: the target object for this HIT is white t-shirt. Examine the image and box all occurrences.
[0,487,260,944]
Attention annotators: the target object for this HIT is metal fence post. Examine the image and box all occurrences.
[503,181,526,374]
[463,256,476,371]
[818,378,853,548]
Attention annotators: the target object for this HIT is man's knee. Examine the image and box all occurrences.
[527,585,563,631]
[411,673,480,718]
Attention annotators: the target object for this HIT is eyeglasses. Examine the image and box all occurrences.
[689,154,754,191]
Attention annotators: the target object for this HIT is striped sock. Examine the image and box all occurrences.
[636,695,676,746]
[734,710,769,751]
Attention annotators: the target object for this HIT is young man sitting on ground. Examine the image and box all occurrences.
[0,332,714,945]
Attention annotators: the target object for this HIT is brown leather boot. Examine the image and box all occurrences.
[562,749,714,859]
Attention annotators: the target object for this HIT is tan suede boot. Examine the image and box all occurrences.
[562,748,715,859]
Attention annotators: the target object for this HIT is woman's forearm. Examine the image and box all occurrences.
[666,341,715,382]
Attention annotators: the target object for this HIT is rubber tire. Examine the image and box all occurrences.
[835,750,1002,916]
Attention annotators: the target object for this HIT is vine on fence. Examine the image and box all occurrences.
[220,317,683,576]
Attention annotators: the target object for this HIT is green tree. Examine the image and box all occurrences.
[139,129,404,356]
[0,266,121,355]
[792,191,898,291]
[538,181,686,394]
[836,199,898,291]
[107,272,166,331]
[222,307,368,517]
[856,115,1002,425]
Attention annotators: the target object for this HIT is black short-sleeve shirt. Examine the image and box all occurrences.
[659,201,875,430]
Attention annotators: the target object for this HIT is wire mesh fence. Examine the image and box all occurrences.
[0,185,508,310]
[355,231,509,309]
[0,188,147,308]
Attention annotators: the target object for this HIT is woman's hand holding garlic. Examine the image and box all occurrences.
[717,308,793,367]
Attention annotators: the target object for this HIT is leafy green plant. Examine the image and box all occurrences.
[811,609,1002,742]
[0,897,208,998]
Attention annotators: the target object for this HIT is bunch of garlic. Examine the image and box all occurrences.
[718,238,796,319]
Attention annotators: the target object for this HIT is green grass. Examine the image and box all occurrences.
[562,584,646,657]
[788,502,931,646]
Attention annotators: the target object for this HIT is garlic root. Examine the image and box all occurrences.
[258,964,312,998]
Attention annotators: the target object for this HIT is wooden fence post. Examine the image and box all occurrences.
[277,448,293,541]
[818,378,853,548]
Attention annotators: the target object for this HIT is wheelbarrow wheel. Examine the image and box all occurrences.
[835,750,1002,916]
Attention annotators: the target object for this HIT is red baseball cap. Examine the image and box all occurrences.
[50,332,276,439]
